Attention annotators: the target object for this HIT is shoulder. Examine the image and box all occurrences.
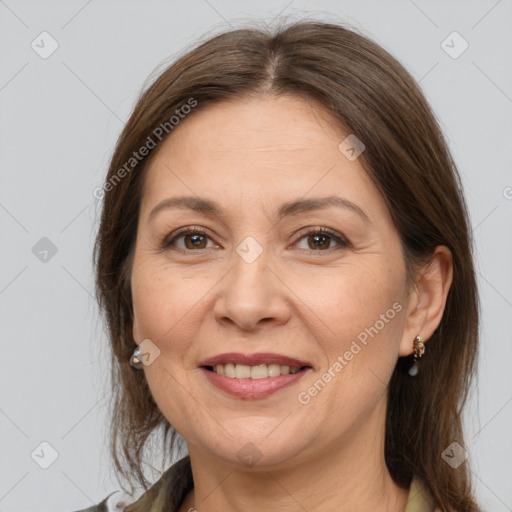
[70,456,193,512]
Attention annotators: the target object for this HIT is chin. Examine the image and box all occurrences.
[193,421,313,471]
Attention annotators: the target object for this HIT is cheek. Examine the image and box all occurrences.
[132,270,168,341]
[131,255,221,368]
[130,260,209,433]
[131,258,190,346]
[300,259,403,338]
[291,258,406,394]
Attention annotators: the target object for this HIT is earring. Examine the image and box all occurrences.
[130,346,143,370]
[408,335,425,377]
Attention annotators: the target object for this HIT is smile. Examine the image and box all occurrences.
[198,352,313,399]
[206,363,303,379]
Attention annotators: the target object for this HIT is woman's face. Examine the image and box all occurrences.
[130,94,416,469]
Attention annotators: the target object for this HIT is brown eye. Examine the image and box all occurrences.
[307,234,331,250]
[162,227,217,251]
[182,232,208,249]
[294,227,349,252]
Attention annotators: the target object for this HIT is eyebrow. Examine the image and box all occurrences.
[148,195,370,224]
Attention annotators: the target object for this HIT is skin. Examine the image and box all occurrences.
[130,94,452,512]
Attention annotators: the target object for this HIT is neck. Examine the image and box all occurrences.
[178,400,409,512]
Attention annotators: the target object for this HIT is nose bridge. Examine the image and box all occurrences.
[229,234,271,300]
[214,233,289,329]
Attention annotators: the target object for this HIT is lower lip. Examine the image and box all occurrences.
[200,367,310,399]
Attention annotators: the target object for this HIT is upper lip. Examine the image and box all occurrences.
[199,352,313,369]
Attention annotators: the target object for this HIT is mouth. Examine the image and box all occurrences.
[198,353,313,399]
[198,352,313,378]
[203,363,308,378]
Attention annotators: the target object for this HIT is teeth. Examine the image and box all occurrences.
[251,364,268,379]
[235,364,251,379]
[224,363,236,378]
[267,364,280,377]
[212,363,302,378]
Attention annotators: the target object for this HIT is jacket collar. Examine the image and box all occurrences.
[112,456,435,512]
[124,456,193,512]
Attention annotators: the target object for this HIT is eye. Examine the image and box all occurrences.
[162,227,218,251]
[161,226,350,253]
[293,227,350,252]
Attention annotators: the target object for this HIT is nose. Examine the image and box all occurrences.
[213,244,291,332]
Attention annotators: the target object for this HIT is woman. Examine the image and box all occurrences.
[83,19,480,512]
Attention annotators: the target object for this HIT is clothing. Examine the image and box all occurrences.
[71,455,436,512]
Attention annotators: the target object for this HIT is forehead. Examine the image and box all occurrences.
[169,94,345,148]
[140,95,384,220]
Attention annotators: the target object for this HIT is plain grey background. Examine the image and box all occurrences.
[1,1,511,511]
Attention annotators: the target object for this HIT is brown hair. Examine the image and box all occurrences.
[93,19,480,511]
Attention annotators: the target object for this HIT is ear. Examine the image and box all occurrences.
[398,245,453,357]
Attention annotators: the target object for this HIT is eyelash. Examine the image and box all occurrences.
[160,226,350,254]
